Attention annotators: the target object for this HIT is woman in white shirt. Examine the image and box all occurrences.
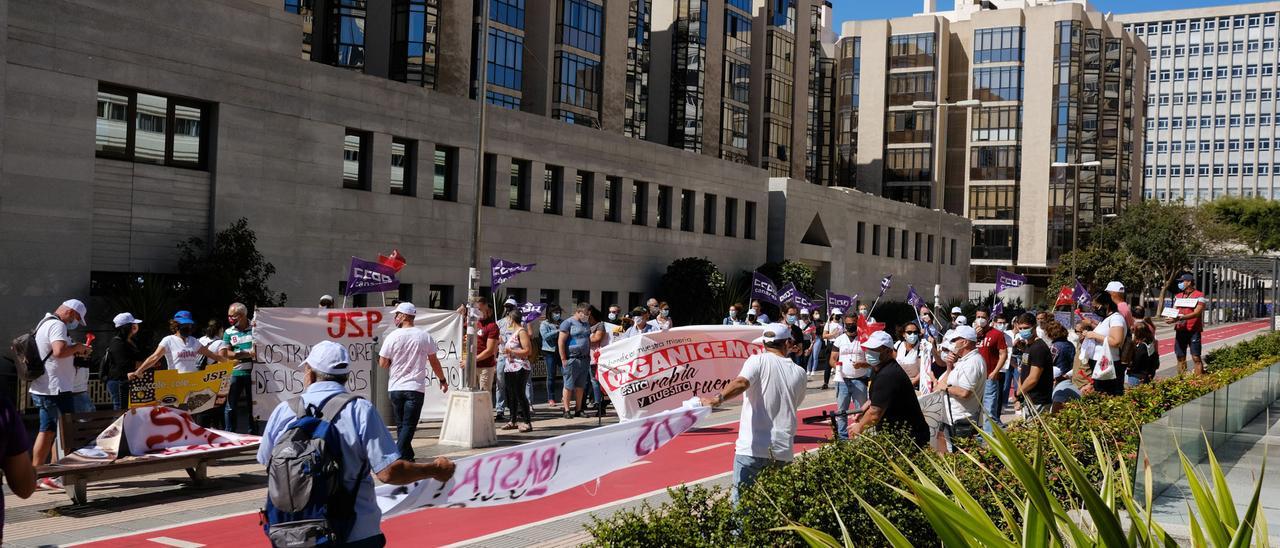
[500,311,535,432]
[136,311,224,377]
[894,322,934,392]
[1084,293,1128,396]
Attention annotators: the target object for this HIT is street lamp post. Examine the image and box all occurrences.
[912,99,981,308]
[1051,160,1102,282]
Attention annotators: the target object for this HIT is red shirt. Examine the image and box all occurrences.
[475,319,499,368]
[977,328,1007,375]
[1175,290,1206,332]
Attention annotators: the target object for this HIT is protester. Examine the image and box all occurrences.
[258,341,456,547]
[539,305,563,407]
[70,341,95,415]
[1167,273,1207,375]
[558,302,593,418]
[1105,281,1132,326]
[623,306,657,338]
[806,309,824,377]
[588,307,618,415]
[699,324,806,503]
[797,309,817,373]
[894,322,933,391]
[102,313,145,411]
[137,311,225,376]
[992,315,1018,413]
[782,305,807,368]
[848,331,930,445]
[975,315,1008,431]
[723,304,747,325]
[745,309,760,326]
[2,393,36,542]
[500,311,535,432]
[29,300,92,473]
[934,326,984,449]
[221,303,257,434]
[749,299,771,324]
[646,297,661,319]
[1127,317,1159,386]
[467,296,501,397]
[1014,314,1053,419]
[828,314,870,439]
[649,302,673,331]
[318,294,334,309]
[950,306,963,324]
[494,298,519,422]
[378,302,447,461]
[856,303,870,321]
[1087,292,1129,396]
[818,308,844,389]
[1047,319,1080,412]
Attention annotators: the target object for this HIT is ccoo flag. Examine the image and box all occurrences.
[994,269,1027,295]
[877,275,893,297]
[345,257,400,296]
[1072,281,1092,309]
[491,257,536,288]
[752,272,781,305]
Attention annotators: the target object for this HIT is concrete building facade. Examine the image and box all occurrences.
[1117,2,1280,204]
[836,0,1147,286]
[0,0,969,343]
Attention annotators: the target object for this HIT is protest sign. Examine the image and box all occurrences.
[346,257,400,296]
[128,361,235,414]
[52,406,259,471]
[252,307,464,421]
[595,325,763,420]
[375,405,710,516]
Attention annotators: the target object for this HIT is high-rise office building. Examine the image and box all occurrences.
[837,0,1147,282]
[1116,3,1280,204]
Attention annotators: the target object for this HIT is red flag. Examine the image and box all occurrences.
[378,249,407,273]
[1054,286,1073,307]
[856,315,885,343]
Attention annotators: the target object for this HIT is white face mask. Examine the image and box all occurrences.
[1036,327,1049,341]
[608,312,618,321]
[1068,332,1081,345]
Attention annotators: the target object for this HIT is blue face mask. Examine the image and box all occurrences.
[864,350,881,367]
[1178,281,1188,291]
[1019,328,1034,340]
[552,313,562,321]
[787,314,798,324]
[905,333,920,344]
[608,312,618,321]
[68,319,81,330]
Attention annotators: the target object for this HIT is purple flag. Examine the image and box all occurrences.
[752,272,780,305]
[878,275,893,297]
[992,300,1004,318]
[345,256,400,296]
[994,269,1027,295]
[778,282,798,305]
[794,290,814,310]
[906,285,926,310]
[520,302,546,324]
[491,257,536,287]
[1073,281,1092,309]
[825,291,853,313]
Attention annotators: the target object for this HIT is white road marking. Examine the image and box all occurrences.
[619,460,651,469]
[146,537,206,548]
[686,441,733,454]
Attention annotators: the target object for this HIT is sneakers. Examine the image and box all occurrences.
[37,477,63,491]
[547,400,557,407]
[562,410,572,420]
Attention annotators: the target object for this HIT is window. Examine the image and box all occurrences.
[972,226,1015,260]
[342,129,371,190]
[702,194,717,235]
[488,28,524,91]
[901,229,909,259]
[856,221,866,253]
[433,145,457,201]
[601,291,618,310]
[509,159,530,210]
[885,110,933,144]
[968,185,1015,220]
[555,52,602,112]
[628,292,644,310]
[657,184,673,228]
[572,290,591,305]
[491,0,525,27]
[972,105,1021,141]
[973,66,1023,101]
[481,153,497,207]
[950,239,957,265]
[427,284,454,309]
[914,232,922,261]
[390,137,416,196]
[539,288,561,306]
[604,176,621,222]
[544,165,564,215]
[339,281,369,307]
[487,91,520,110]
[973,27,1023,64]
[888,33,935,69]
[391,0,440,88]
[559,0,603,54]
[885,148,931,182]
[331,0,367,68]
[887,227,896,258]
[724,197,738,237]
[872,224,881,256]
[886,72,934,106]
[575,170,593,219]
[927,234,935,262]
[970,146,1020,180]
[680,189,695,232]
[95,85,210,169]
[744,200,757,240]
[632,181,648,225]
[504,287,527,304]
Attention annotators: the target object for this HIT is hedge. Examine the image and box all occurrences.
[585,331,1280,547]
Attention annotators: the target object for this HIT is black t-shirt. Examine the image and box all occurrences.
[868,360,930,445]
[1020,339,1054,405]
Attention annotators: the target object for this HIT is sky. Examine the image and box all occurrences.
[832,0,1262,25]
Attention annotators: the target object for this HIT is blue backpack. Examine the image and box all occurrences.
[261,392,369,547]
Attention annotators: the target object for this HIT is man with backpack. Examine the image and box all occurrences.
[22,299,92,472]
[258,341,455,547]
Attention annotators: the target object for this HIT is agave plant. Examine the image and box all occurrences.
[773,421,1268,547]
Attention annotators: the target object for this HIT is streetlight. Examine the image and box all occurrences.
[912,99,982,307]
[1051,160,1102,282]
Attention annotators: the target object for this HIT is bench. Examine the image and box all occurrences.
[35,409,256,505]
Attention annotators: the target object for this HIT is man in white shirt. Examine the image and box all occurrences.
[827,315,870,439]
[817,308,845,389]
[378,302,447,462]
[700,323,807,503]
[28,299,92,470]
[935,326,985,450]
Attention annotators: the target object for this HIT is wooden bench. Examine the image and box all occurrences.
[35,410,256,505]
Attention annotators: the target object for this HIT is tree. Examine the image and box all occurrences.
[1094,200,1206,307]
[177,218,286,321]
[1044,246,1145,307]
[1203,196,1280,253]
[756,260,817,298]
[658,257,726,326]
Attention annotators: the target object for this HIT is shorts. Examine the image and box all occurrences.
[1174,330,1202,358]
[1052,380,1082,404]
[563,357,590,390]
[31,393,76,433]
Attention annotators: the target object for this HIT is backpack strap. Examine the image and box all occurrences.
[318,392,361,424]
[35,314,61,365]
[288,396,308,419]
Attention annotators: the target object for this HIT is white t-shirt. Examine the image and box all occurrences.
[894,340,931,381]
[831,333,870,381]
[734,352,808,461]
[824,321,844,339]
[379,326,441,393]
[199,336,229,362]
[1000,329,1017,371]
[946,351,987,423]
[160,334,205,374]
[29,314,75,396]
[1091,313,1127,364]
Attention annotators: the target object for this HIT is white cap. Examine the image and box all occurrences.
[304,341,351,375]
[62,299,87,321]
[860,330,894,351]
[1105,281,1125,293]
[830,308,843,315]
[112,312,143,328]
[956,315,968,326]
[504,297,518,306]
[754,323,793,344]
[950,306,962,314]
[393,301,418,316]
[320,294,334,303]
[799,308,809,315]
[947,325,979,342]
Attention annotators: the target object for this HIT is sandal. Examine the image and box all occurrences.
[500,422,517,430]
[518,423,532,433]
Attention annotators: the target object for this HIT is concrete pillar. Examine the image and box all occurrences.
[601,0,629,133]
[436,0,474,97]
[369,132,392,194]
[364,0,393,79]
[617,176,635,224]
[529,160,548,212]
[646,0,675,145]
[457,146,479,206]
[590,172,607,220]
[645,180,661,227]
[524,1,555,116]
[417,139,436,198]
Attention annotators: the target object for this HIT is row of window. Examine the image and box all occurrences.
[853,221,960,266]
[1144,187,1280,203]
[1151,65,1279,82]
[1146,113,1280,129]
[1144,163,1280,177]
[1151,88,1277,105]
[1146,138,1280,153]
[1148,39,1277,59]
[1126,13,1278,36]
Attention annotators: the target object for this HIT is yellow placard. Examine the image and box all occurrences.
[129,360,235,414]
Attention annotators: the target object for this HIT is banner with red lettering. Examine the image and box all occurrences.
[252,307,465,421]
[375,404,711,516]
[595,325,764,420]
[47,406,259,470]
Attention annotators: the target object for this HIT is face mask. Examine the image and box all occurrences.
[608,312,618,321]
[787,314,797,324]
[661,309,670,318]
[994,323,1007,331]
[1019,328,1034,340]
[905,333,920,344]
[844,323,857,332]
[859,309,868,316]
[631,316,642,325]
[812,313,820,320]
[1036,327,1049,341]
[552,313,562,321]
[922,314,932,323]
[942,350,956,365]
[974,318,988,329]
[864,350,881,367]
[729,310,738,318]
[68,319,81,330]
[1068,332,1081,344]
[1178,281,1188,291]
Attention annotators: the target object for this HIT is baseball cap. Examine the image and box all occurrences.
[830,308,843,315]
[62,299,87,321]
[950,306,962,314]
[1105,281,1125,293]
[630,306,647,316]
[112,312,143,328]
[304,340,351,375]
[955,315,968,326]
[946,325,979,342]
[1179,273,1195,282]
[755,323,793,344]
[860,330,894,351]
[393,301,418,316]
[173,310,195,325]
[504,297,518,306]
[799,308,809,315]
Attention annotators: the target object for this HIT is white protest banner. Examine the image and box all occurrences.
[252,307,465,421]
[50,406,259,471]
[596,325,764,420]
[375,405,710,517]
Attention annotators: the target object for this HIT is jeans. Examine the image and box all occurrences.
[589,363,603,406]
[389,390,425,461]
[808,339,824,373]
[31,393,75,432]
[494,356,507,414]
[224,374,255,434]
[73,392,94,413]
[731,454,779,504]
[983,372,1005,432]
[1000,367,1019,411]
[834,378,868,440]
[543,352,562,403]
[1125,374,1144,387]
[503,369,532,425]
[106,379,129,411]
